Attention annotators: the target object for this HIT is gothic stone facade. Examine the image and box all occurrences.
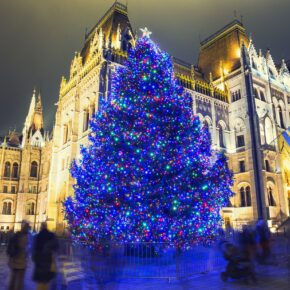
[0,2,289,233]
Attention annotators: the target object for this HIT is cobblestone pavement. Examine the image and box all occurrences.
[0,247,289,289]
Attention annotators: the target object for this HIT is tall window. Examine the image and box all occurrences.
[2,202,12,215]
[240,187,246,207]
[260,123,265,145]
[239,160,245,172]
[63,124,68,144]
[265,160,271,172]
[91,103,96,118]
[278,105,285,129]
[68,120,72,142]
[218,124,224,148]
[3,185,8,193]
[260,91,266,102]
[26,202,35,215]
[254,88,259,99]
[30,161,38,178]
[12,163,18,178]
[83,108,90,132]
[246,186,251,206]
[240,186,251,207]
[265,117,274,145]
[4,162,11,177]
[11,186,16,194]
[268,187,276,206]
[237,135,245,147]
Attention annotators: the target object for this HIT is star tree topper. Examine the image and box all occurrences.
[140,27,152,38]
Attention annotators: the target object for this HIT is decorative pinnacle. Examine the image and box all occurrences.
[140,27,152,38]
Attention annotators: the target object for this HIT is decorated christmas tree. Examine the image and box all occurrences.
[64,29,233,248]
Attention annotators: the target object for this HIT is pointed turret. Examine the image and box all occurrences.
[22,88,45,147]
[33,91,43,131]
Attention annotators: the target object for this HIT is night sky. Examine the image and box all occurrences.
[0,0,289,136]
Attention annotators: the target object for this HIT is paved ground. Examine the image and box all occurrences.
[0,245,289,289]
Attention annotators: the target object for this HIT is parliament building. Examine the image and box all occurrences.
[0,2,289,234]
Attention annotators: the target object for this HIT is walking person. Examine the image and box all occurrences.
[256,220,271,263]
[7,220,30,290]
[32,222,59,290]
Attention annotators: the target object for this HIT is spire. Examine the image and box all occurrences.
[32,89,43,131]
[35,90,42,114]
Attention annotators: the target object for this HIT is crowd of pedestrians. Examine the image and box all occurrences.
[5,221,59,290]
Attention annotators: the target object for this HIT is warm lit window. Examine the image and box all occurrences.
[2,202,12,215]
[26,202,35,215]
[83,108,90,132]
[4,162,11,177]
[240,186,251,207]
[30,161,38,178]
[12,163,19,178]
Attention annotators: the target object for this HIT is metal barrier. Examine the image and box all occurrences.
[58,241,226,280]
[57,229,289,281]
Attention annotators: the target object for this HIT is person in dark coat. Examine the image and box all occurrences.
[32,222,59,290]
[256,220,272,263]
[7,221,30,290]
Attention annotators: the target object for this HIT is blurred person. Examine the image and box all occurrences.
[256,220,271,263]
[238,225,257,279]
[238,225,257,260]
[7,221,30,290]
[32,222,59,290]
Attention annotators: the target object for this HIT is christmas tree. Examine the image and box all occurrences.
[64,31,233,248]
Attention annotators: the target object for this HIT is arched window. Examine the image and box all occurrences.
[218,124,225,148]
[278,105,285,129]
[240,187,246,207]
[4,162,11,177]
[2,201,12,215]
[203,120,209,130]
[30,161,38,178]
[2,202,7,214]
[268,187,276,206]
[246,186,251,206]
[26,201,35,215]
[265,117,274,145]
[12,163,19,178]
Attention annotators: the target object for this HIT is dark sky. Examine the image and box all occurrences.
[0,0,289,136]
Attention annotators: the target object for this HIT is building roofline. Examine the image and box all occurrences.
[85,1,128,40]
[200,19,245,48]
